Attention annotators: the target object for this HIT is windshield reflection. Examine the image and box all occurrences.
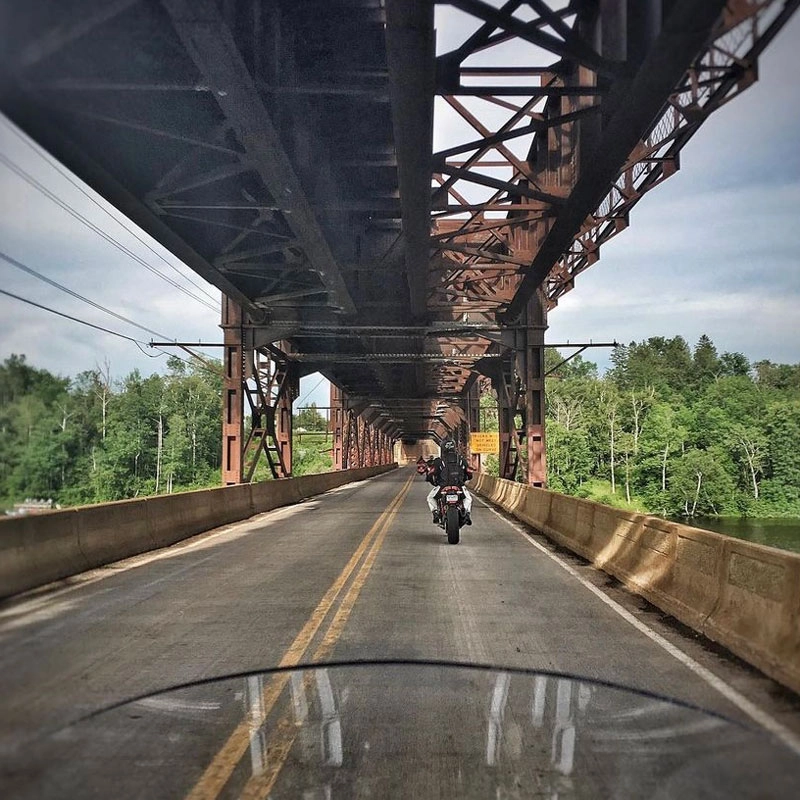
[4,662,798,799]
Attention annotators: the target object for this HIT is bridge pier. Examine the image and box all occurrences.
[464,380,481,469]
[330,384,396,470]
[518,294,547,488]
[221,298,297,484]
[222,298,245,486]
[490,359,522,483]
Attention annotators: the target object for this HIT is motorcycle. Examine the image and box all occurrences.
[7,660,800,798]
[437,484,467,544]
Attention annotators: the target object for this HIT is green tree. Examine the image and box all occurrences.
[719,351,750,378]
[668,447,736,516]
[761,401,800,506]
[294,402,327,431]
[753,360,800,391]
[692,334,721,390]
[93,370,163,500]
[634,401,689,512]
[546,422,592,493]
[610,337,693,396]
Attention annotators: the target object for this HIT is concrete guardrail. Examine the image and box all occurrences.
[473,472,800,696]
[0,464,397,601]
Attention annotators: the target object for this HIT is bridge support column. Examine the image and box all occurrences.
[350,414,361,468]
[330,383,345,470]
[383,430,392,465]
[221,297,297,483]
[329,387,395,471]
[222,297,245,485]
[491,359,522,482]
[343,407,361,470]
[273,365,296,477]
[465,380,481,471]
[518,293,548,488]
[241,349,297,481]
[358,415,370,468]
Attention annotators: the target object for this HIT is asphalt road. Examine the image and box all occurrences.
[1,466,799,798]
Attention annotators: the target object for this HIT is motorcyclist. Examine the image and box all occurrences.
[425,439,473,526]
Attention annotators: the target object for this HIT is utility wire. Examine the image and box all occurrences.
[1,287,147,345]
[1,288,221,378]
[296,374,327,407]
[0,153,219,313]
[0,249,173,342]
[0,116,221,306]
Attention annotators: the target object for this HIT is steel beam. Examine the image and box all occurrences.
[517,294,547,487]
[505,0,727,319]
[160,0,356,316]
[385,0,436,317]
[0,91,263,320]
[331,383,345,471]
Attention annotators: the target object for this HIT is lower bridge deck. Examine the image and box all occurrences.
[2,467,799,796]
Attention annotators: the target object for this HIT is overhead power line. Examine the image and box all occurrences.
[1,288,221,378]
[0,116,221,307]
[0,152,219,313]
[0,249,173,341]
[1,287,147,345]
[296,374,327,407]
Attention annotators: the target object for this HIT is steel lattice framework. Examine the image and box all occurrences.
[1,0,796,483]
[432,0,797,319]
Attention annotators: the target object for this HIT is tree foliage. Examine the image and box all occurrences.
[294,402,327,431]
[541,336,800,518]
[0,354,223,507]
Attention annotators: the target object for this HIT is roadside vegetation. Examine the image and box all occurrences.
[292,404,334,476]
[0,355,337,509]
[0,355,224,507]
[480,335,800,519]
[2,333,799,519]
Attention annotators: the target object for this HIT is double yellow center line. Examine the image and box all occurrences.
[186,472,415,800]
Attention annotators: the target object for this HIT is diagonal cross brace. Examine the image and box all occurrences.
[160,0,356,316]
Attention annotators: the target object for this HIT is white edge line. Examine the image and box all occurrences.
[476,496,800,757]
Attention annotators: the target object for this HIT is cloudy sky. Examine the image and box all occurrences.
[1,9,798,410]
[546,12,800,371]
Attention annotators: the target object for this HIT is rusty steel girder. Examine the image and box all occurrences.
[330,383,397,470]
[430,0,798,321]
[222,298,298,483]
[422,0,797,483]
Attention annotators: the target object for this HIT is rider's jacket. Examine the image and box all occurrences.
[429,453,472,487]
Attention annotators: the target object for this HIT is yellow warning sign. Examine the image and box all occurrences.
[470,432,499,454]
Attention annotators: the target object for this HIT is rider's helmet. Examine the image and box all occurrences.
[442,439,456,452]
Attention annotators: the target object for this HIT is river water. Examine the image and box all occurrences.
[685,517,800,555]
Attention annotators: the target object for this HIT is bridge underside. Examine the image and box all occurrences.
[1,0,796,482]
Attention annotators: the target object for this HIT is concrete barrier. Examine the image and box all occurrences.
[706,539,800,692]
[474,473,800,696]
[0,463,397,601]
[78,498,153,569]
[145,485,254,550]
[0,510,86,598]
[251,478,301,514]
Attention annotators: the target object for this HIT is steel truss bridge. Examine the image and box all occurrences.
[1,0,796,484]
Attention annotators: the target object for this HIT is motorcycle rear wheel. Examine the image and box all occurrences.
[446,506,460,544]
